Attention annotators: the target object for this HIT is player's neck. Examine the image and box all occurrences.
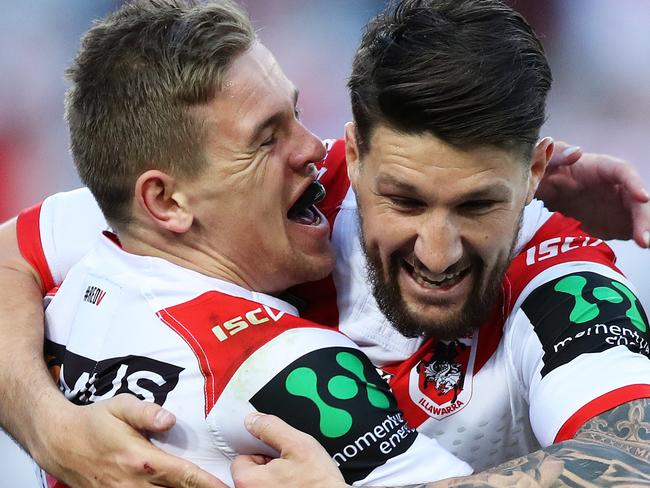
[117,226,259,292]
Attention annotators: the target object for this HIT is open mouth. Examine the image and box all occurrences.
[287,181,326,226]
[402,259,470,290]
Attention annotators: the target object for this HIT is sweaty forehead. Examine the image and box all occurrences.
[367,126,522,179]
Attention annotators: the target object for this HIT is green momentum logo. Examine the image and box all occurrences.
[522,271,650,378]
[554,275,647,332]
[284,351,390,438]
[249,347,416,484]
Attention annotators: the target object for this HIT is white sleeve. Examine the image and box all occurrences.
[206,327,472,486]
[507,261,650,447]
[17,187,107,288]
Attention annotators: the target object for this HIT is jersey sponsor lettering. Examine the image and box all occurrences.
[211,306,285,341]
[522,272,650,376]
[46,340,183,406]
[249,347,417,484]
[525,236,603,266]
[83,285,106,306]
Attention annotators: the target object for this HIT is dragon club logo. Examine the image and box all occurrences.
[409,337,476,420]
[418,356,462,398]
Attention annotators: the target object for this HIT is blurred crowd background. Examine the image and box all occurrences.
[1,1,649,484]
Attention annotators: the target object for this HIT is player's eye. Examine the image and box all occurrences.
[459,200,499,213]
[261,134,276,147]
[388,195,424,211]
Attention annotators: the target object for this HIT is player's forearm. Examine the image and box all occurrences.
[383,399,650,488]
[0,219,70,463]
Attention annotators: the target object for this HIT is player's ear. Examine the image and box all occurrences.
[525,137,554,205]
[134,170,194,233]
[344,122,361,189]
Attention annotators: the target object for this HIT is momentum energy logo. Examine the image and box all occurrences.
[250,347,417,484]
[554,275,646,331]
[522,272,649,376]
[284,351,390,437]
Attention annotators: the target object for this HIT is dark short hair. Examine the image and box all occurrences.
[65,0,255,228]
[349,0,552,158]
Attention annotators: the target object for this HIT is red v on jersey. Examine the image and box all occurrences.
[157,290,336,416]
[386,306,503,426]
[386,213,621,429]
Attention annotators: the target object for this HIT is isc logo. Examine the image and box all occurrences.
[525,236,603,266]
[212,306,285,341]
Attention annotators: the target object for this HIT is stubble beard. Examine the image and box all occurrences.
[359,210,523,341]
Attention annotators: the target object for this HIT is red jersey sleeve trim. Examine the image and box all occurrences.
[554,384,650,443]
[46,473,68,488]
[16,202,55,294]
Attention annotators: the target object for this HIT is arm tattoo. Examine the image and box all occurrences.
[379,398,650,488]
[575,397,650,463]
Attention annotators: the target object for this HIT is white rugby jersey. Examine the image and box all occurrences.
[332,192,650,469]
[317,140,650,470]
[40,232,471,488]
[17,138,650,476]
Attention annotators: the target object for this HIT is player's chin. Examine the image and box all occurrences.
[307,245,336,281]
[404,300,474,339]
[291,241,336,284]
[267,246,334,293]
[398,274,473,324]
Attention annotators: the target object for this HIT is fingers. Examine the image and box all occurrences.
[231,454,270,473]
[244,413,313,455]
[230,456,265,488]
[107,394,176,433]
[596,160,650,247]
[631,206,650,249]
[601,158,650,203]
[105,396,229,486]
[230,455,276,488]
[151,455,229,488]
[236,454,272,467]
[238,414,348,488]
[642,230,650,249]
[113,440,229,488]
[548,141,582,167]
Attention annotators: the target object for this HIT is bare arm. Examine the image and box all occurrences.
[390,398,650,487]
[0,217,56,457]
[537,141,650,248]
[234,399,650,488]
[0,219,226,488]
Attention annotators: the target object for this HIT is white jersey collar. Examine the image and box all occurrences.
[93,233,299,316]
